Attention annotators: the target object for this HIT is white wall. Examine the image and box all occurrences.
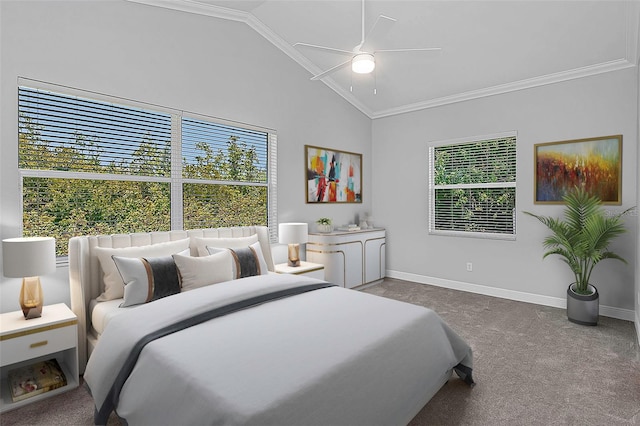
[636,30,640,338]
[373,69,638,318]
[1,1,638,326]
[0,1,372,312]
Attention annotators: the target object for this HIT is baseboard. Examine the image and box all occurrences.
[386,270,636,322]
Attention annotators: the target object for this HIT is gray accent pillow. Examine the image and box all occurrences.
[94,238,191,301]
[206,241,268,279]
[113,252,185,307]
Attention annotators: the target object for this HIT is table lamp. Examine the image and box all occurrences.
[2,237,56,319]
[278,223,308,267]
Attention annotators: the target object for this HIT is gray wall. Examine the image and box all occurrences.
[636,43,640,336]
[0,1,638,338]
[372,69,638,318]
[0,1,372,312]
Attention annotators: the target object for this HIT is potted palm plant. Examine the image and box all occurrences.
[524,187,632,325]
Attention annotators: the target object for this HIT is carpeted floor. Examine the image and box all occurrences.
[1,278,638,425]
[366,279,640,425]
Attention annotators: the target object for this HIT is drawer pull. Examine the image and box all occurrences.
[30,340,48,348]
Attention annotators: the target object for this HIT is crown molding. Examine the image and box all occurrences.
[126,0,247,22]
[631,0,640,66]
[371,58,636,119]
[128,0,638,120]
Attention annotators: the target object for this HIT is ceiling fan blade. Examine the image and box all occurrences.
[310,59,352,81]
[374,47,442,53]
[293,42,353,55]
[361,15,396,52]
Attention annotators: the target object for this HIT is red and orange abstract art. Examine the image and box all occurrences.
[534,135,622,204]
[306,145,362,203]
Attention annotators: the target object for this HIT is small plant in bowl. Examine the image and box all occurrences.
[316,218,333,233]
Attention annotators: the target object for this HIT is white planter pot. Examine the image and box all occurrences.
[316,224,333,233]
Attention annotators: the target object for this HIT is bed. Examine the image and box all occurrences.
[70,226,473,425]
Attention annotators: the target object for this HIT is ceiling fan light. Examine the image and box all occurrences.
[352,53,375,74]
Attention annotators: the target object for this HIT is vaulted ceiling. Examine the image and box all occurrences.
[130,0,639,119]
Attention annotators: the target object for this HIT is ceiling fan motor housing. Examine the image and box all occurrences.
[352,53,375,74]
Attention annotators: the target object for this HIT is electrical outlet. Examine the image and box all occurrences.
[466,262,473,272]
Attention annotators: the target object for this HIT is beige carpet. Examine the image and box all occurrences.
[1,278,638,425]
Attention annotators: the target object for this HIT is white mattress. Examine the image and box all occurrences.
[89,298,129,336]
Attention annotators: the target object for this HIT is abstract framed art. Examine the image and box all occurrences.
[306,145,362,203]
[534,135,622,205]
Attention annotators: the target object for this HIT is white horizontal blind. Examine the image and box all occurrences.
[182,117,268,183]
[267,133,278,242]
[429,134,516,238]
[19,87,172,177]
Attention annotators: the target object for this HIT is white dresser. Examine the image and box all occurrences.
[307,228,385,288]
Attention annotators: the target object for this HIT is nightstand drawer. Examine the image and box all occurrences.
[0,324,77,367]
[299,268,325,280]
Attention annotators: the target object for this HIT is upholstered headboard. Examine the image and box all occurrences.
[69,226,274,373]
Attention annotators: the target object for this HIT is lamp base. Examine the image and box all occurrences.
[20,277,43,319]
[287,243,301,267]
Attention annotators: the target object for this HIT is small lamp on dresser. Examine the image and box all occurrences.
[2,237,56,319]
[278,223,308,267]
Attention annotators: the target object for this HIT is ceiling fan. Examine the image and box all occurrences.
[294,0,441,82]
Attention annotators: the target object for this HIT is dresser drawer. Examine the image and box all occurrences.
[0,324,77,367]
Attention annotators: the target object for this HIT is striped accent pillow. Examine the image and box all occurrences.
[206,241,268,279]
[113,254,182,307]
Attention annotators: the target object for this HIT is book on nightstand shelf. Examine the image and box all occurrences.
[7,359,67,402]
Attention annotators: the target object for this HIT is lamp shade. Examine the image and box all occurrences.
[2,237,56,278]
[352,53,375,74]
[278,223,309,245]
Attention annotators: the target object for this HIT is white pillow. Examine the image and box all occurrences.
[112,254,183,307]
[194,234,259,257]
[94,238,191,301]
[172,251,234,292]
[207,241,268,279]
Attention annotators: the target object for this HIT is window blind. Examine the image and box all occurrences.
[433,138,516,185]
[19,87,172,177]
[182,117,268,183]
[267,133,278,242]
[429,134,517,238]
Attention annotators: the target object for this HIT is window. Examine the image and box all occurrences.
[18,83,277,255]
[181,116,273,230]
[428,133,516,239]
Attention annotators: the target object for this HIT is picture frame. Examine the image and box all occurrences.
[305,145,362,203]
[534,135,622,205]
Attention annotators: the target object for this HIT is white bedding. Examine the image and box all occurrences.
[89,298,127,336]
[84,273,473,425]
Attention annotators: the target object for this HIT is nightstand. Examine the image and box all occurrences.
[275,261,325,280]
[0,303,79,412]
